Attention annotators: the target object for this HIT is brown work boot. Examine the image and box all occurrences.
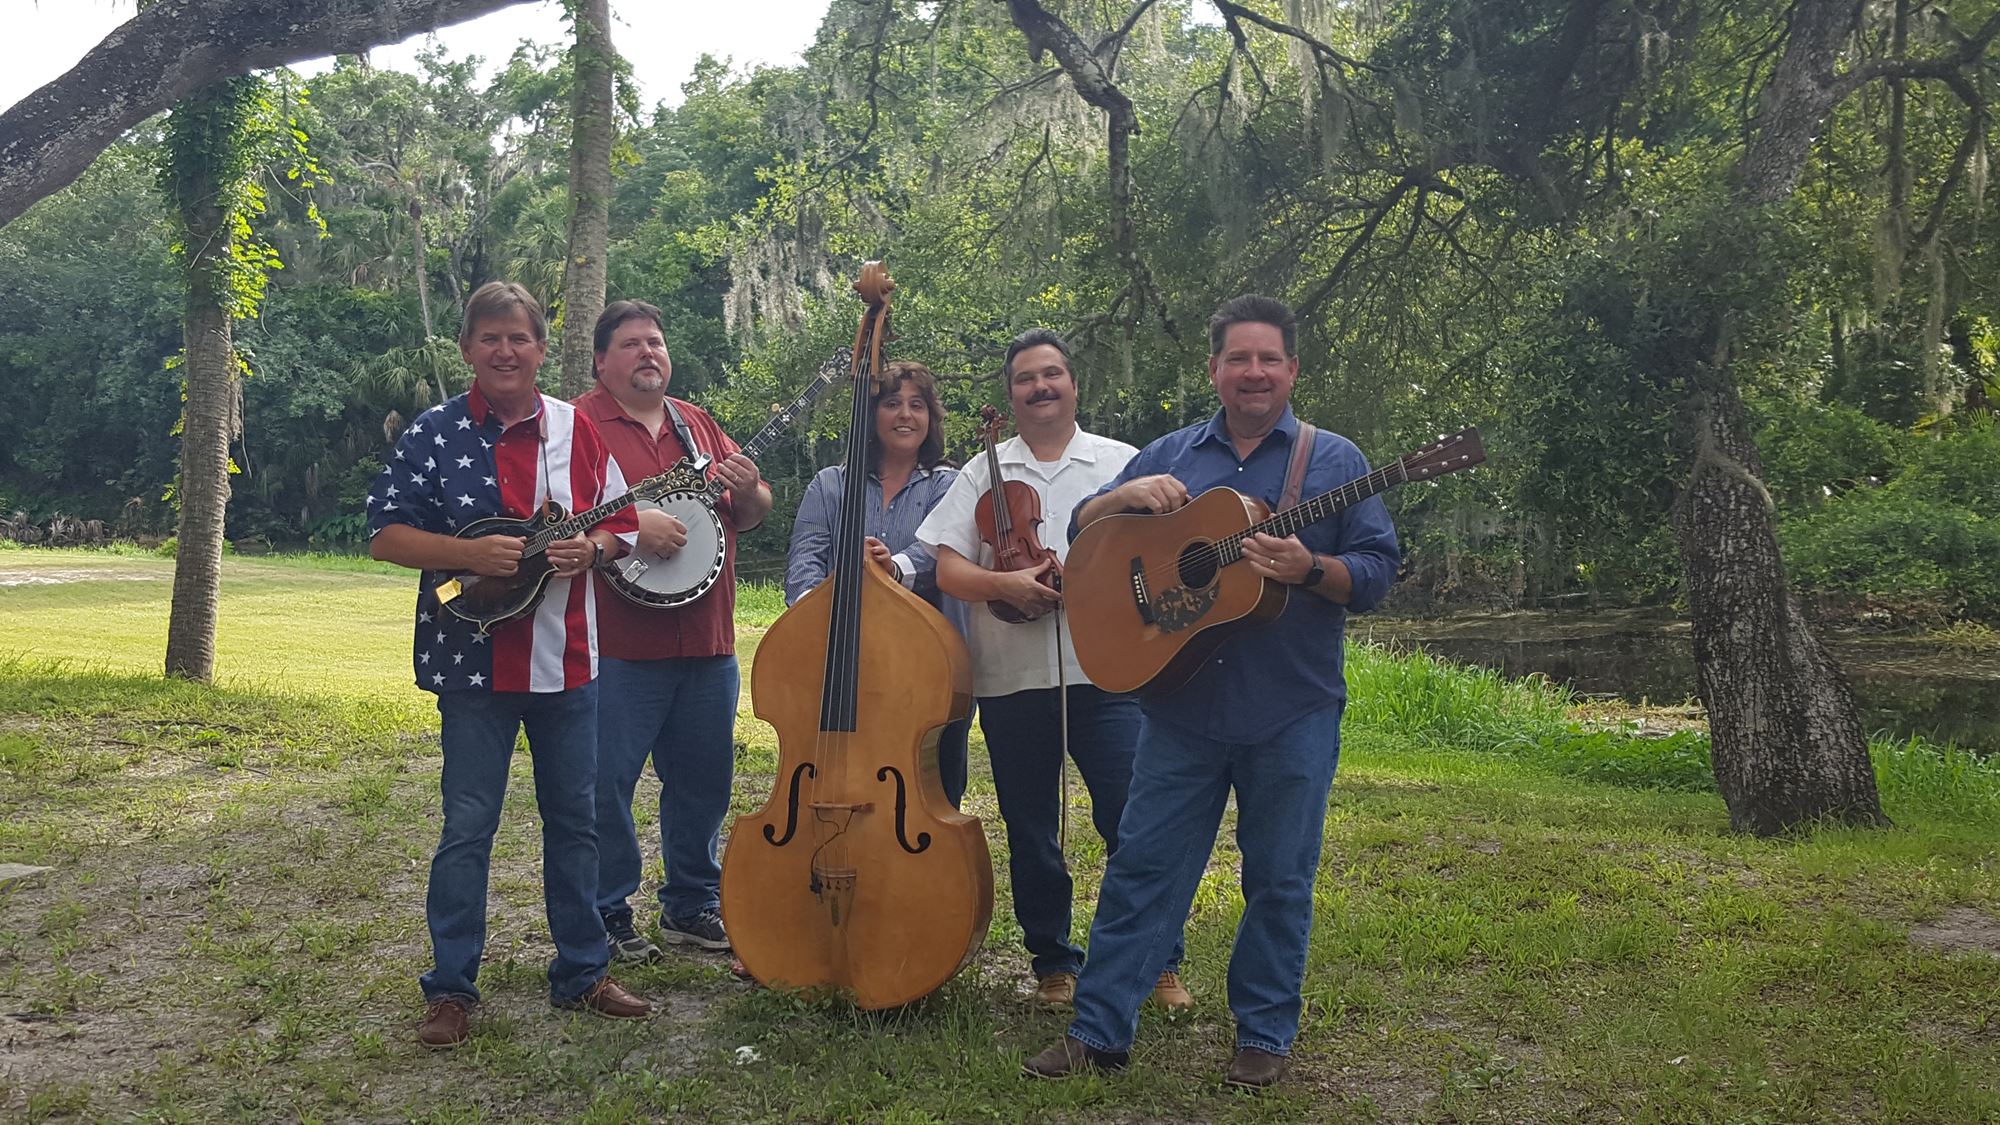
[1033,971,1077,1008]
[558,976,652,1019]
[1225,1045,1290,1089]
[1149,970,1194,1013]
[1021,1034,1130,1079]
[417,998,470,1049]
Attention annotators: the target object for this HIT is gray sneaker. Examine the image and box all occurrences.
[659,908,730,951]
[606,919,662,963]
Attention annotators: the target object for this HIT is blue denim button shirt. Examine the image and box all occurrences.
[784,463,971,639]
[1070,406,1400,742]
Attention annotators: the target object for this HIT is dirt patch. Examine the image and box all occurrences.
[1910,907,2000,957]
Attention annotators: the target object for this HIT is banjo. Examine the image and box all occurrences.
[599,349,849,609]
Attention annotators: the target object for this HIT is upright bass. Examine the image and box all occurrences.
[720,263,993,1010]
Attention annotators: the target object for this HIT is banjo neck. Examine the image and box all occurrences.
[697,349,851,502]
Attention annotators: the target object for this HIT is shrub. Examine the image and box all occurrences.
[1780,488,2000,619]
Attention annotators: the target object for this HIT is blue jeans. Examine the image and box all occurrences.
[423,684,608,1005]
[1069,702,1344,1056]
[938,712,972,810]
[595,654,739,926]
[978,685,1183,979]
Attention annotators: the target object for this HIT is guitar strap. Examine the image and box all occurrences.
[1279,421,1319,511]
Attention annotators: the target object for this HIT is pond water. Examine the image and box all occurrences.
[1355,612,2000,755]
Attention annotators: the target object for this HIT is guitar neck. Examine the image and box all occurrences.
[1216,461,1407,566]
[703,352,848,498]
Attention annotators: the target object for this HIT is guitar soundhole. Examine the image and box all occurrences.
[1176,540,1218,589]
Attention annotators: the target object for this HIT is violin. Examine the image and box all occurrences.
[719,263,992,1010]
[973,405,1062,623]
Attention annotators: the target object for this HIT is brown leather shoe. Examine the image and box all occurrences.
[558,976,652,1019]
[1033,971,1077,1008]
[1022,1034,1129,1079]
[1149,970,1194,1013]
[417,998,470,1049]
[1226,1045,1290,1089]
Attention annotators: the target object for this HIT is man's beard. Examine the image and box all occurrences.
[628,368,665,393]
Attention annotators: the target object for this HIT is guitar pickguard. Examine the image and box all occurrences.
[1150,582,1219,634]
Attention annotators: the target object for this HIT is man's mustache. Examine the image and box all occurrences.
[1026,391,1062,404]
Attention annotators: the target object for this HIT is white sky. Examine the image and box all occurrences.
[0,0,832,114]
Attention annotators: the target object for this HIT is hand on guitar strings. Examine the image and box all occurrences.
[546,534,599,578]
[463,534,525,577]
[637,508,688,558]
[993,557,1061,620]
[1242,532,1316,585]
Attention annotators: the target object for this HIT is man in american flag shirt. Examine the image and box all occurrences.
[367,281,653,1049]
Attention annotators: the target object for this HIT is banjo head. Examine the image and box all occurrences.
[606,493,727,608]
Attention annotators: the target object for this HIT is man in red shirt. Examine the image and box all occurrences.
[574,299,772,961]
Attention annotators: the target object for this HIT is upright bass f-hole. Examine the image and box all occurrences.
[762,761,817,846]
[874,766,932,854]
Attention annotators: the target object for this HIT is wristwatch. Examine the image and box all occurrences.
[592,541,607,568]
[1301,556,1325,587]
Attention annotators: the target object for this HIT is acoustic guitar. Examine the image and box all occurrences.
[431,468,684,635]
[1065,427,1484,694]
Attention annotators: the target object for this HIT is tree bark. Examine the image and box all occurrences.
[1673,383,1884,834]
[163,96,239,683]
[557,0,615,398]
[410,195,436,341]
[0,0,529,228]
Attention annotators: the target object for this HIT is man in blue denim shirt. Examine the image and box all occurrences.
[1025,295,1400,1088]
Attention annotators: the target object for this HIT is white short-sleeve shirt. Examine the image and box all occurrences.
[916,426,1138,697]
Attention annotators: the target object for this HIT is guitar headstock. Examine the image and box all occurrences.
[1398,427,1486,481]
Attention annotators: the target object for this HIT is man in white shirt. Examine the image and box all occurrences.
[917,329,1191,1011]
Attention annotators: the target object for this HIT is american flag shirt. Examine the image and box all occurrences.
[365,384,637,694]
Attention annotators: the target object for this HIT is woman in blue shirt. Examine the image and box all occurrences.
[784,360,974,807]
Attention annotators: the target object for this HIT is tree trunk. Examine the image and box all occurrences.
[1665,0,1885,833]
[164,165,237,683]
[410,194,436,339]
[557,0,614,398]
[1673,382,1884,834]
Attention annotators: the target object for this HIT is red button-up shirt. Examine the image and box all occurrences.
[574,383,749,660]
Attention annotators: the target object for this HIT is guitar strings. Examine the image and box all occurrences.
[1125,460,1408,592]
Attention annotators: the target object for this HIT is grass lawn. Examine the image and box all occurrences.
[2,547,1997,1123]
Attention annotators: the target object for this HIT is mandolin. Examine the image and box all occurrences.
[431,469,682,635]
[1065,427,1485,694]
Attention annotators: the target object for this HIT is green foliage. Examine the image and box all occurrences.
[1781,489,2000,619]
[1777,417,2000,619]
[6,0,1996,623]
[1756,398,1909,511]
